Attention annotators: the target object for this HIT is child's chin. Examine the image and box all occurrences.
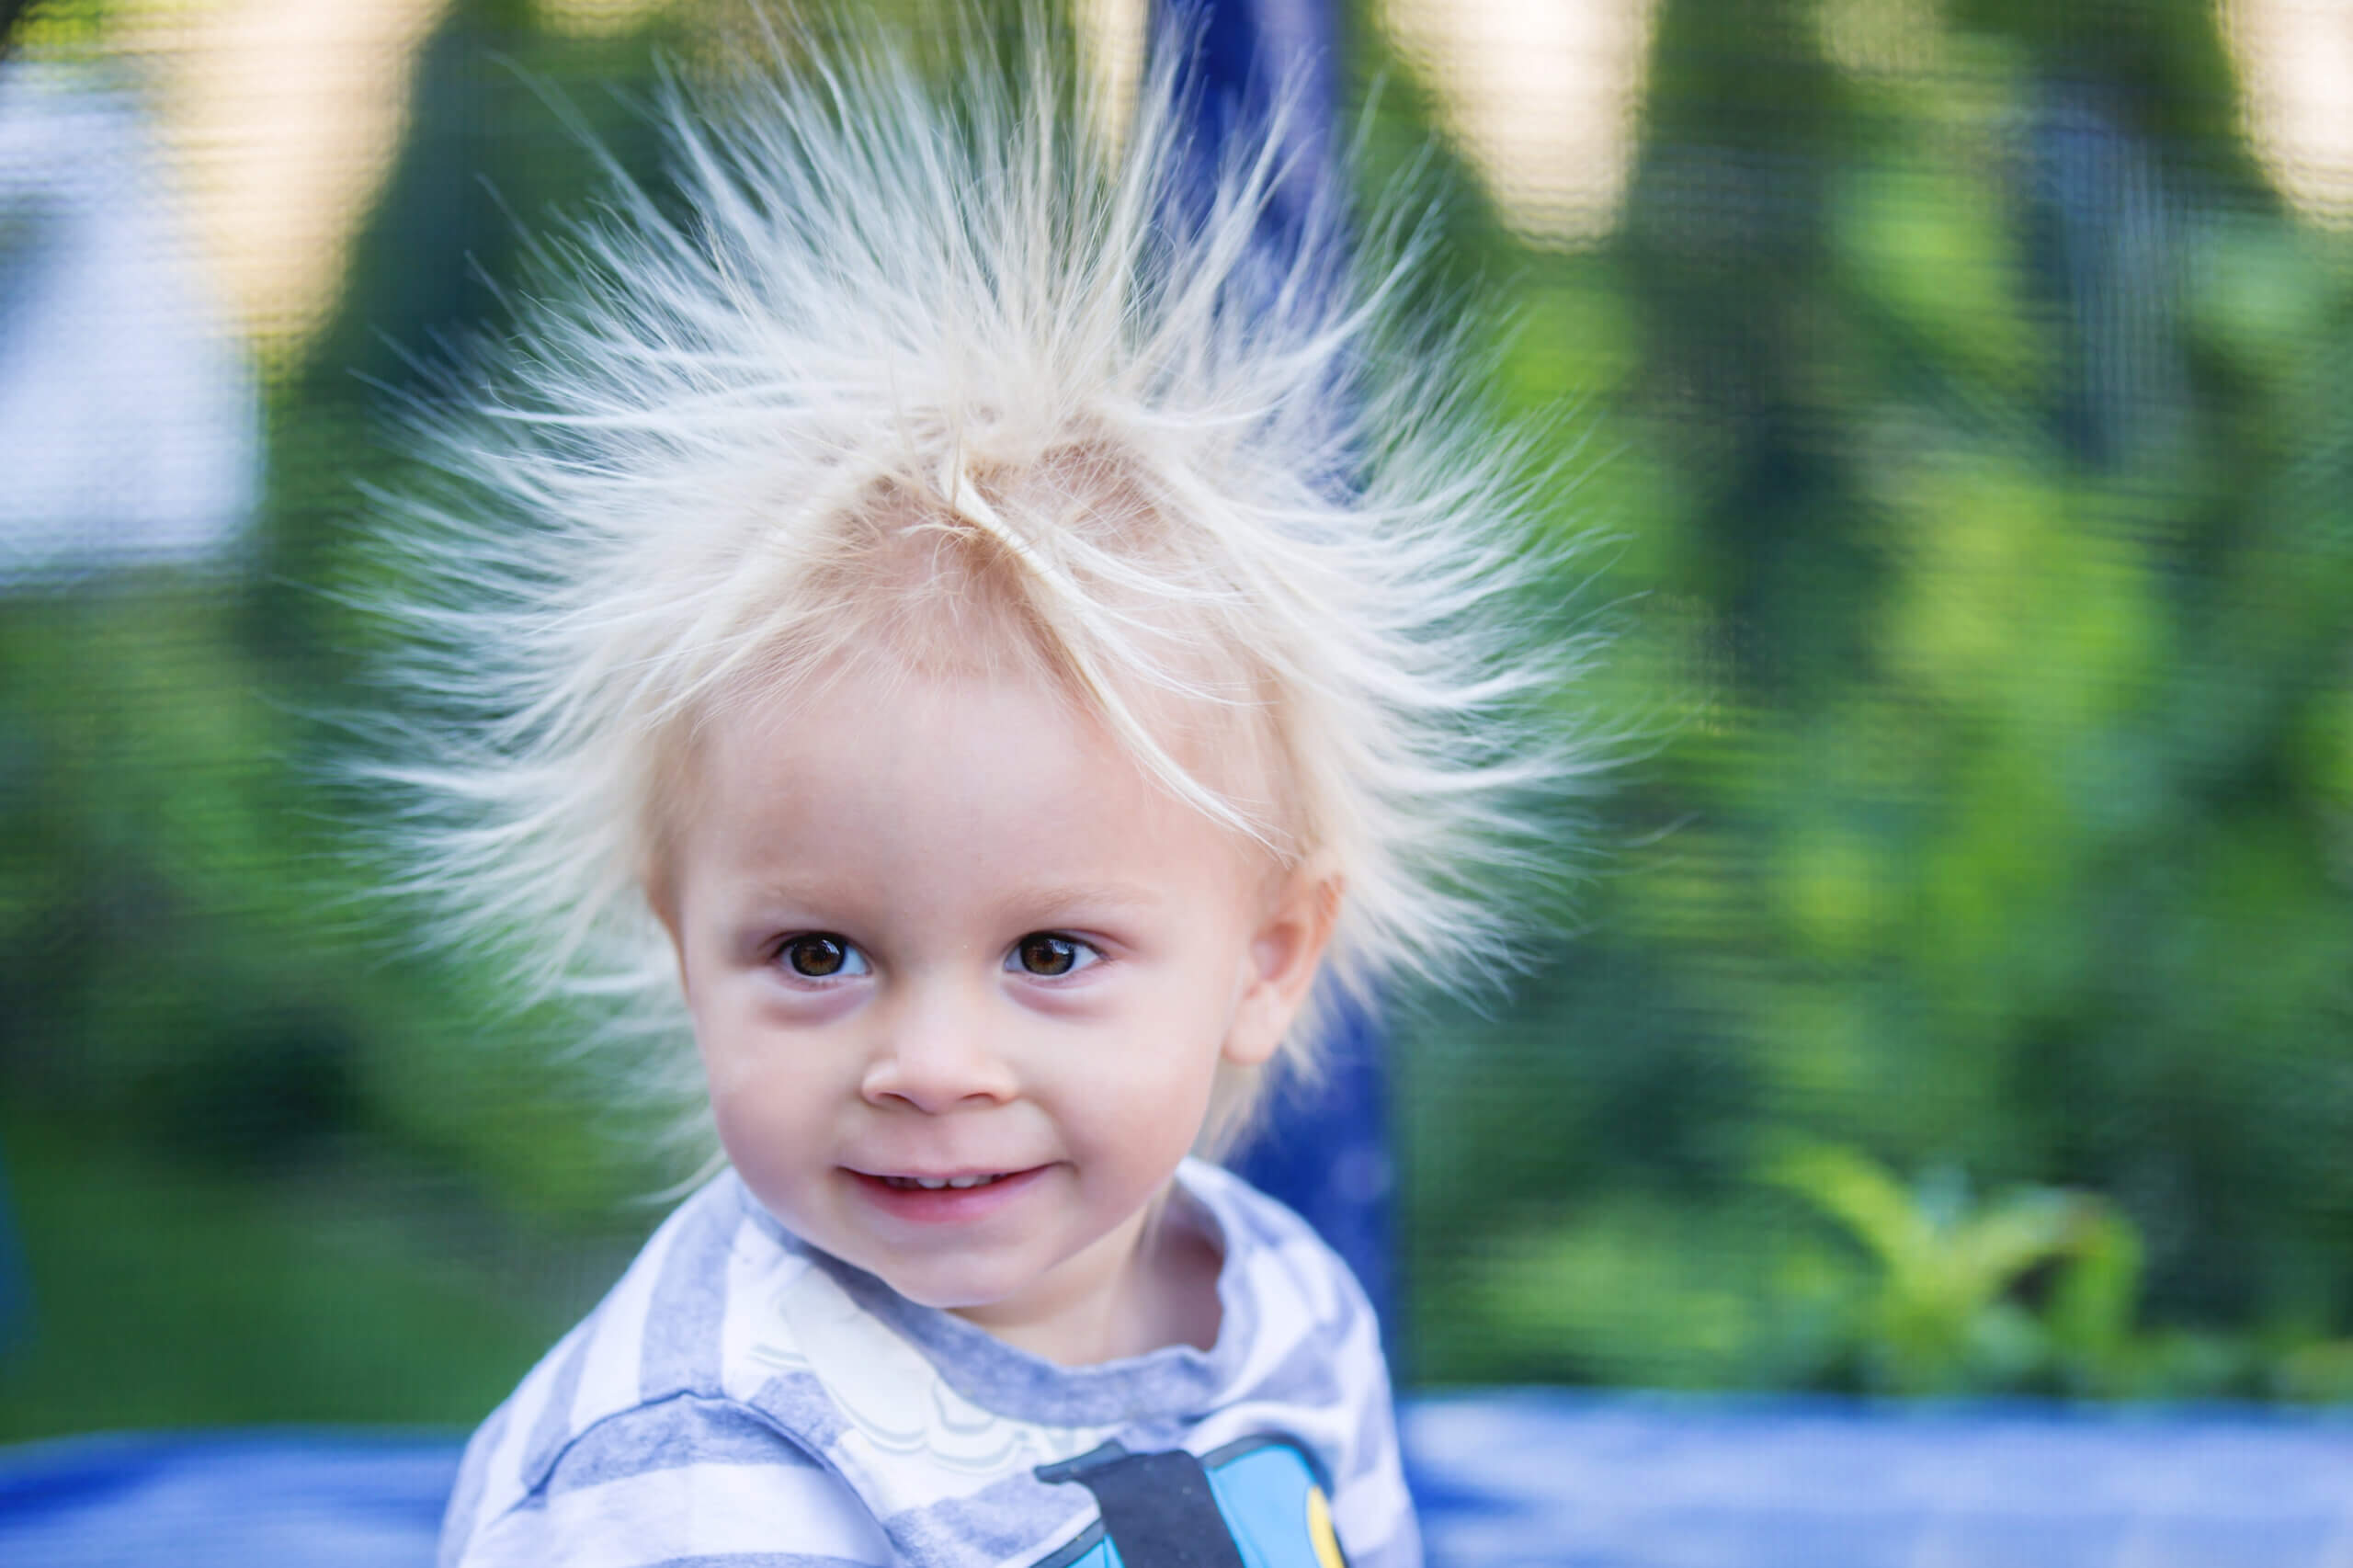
[876,1264,1034,1314]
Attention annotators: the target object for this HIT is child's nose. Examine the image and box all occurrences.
[858,985,1018,1112]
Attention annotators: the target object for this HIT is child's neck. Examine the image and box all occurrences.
[949,1199,1225,1367]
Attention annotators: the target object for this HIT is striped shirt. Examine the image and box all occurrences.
[439,1158,1420,1568]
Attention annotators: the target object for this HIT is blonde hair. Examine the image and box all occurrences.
[368,14,1606,1155]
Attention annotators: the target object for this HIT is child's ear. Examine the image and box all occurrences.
[1223,861,1343,1069]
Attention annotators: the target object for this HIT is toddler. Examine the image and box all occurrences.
[393,15,1589,1568]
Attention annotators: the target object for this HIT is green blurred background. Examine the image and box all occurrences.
[2,0,2349,1441]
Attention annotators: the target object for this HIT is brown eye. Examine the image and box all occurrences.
[781,935,855,978]
[1014,934,1080,976]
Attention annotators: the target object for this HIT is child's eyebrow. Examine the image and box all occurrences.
[1007,881,1165,916]
[733,880,1165,918]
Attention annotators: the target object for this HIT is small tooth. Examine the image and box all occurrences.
[916,1177,949,1189]
[948,1175,981,1188]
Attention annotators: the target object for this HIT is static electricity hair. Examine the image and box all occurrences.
[369,14,1606,1156]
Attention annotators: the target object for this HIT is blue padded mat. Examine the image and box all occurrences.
[1404,1392,2353,1567]
[0,1429,459,1568]
[4,1394,2351,1566]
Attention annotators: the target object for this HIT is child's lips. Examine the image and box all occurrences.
[846,1165,1050,1223]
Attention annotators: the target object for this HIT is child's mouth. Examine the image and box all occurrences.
[879,1172,1014,1191]
[851,1165,1047,1222]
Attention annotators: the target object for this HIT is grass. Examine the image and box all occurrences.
[0,1116,649,1443]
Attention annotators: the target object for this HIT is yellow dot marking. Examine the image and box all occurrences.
[1306,1483,1347,1568]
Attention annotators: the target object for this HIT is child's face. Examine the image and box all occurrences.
[655,659,1331,1359]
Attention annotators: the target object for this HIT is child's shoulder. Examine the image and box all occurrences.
[492,1172,794,1432]
[438,1174,880,1565]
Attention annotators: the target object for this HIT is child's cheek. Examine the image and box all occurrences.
[687,988,809,1096]
[705,1080,824,1227]
[749,979,866,1028]
[1089,1022,1230,1151]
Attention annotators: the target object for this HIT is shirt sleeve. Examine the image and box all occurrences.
[1328,1341,1423,1568]
[1310,1242,1421,1568]
[448,1393,894,1568]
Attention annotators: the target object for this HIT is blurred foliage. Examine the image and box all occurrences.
[1,0,2349,1436]
[1766,1143,2096,1398]
[1399,0,2353,1395]
[1,0,707,1433]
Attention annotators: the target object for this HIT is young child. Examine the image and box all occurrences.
[392,15,1588,1568]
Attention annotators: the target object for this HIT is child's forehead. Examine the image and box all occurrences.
[652,472,1306,858]
[679,659,1293,904]
[687,644,1296,856]
[715,648,1245,774]
[721,481,1257,715]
